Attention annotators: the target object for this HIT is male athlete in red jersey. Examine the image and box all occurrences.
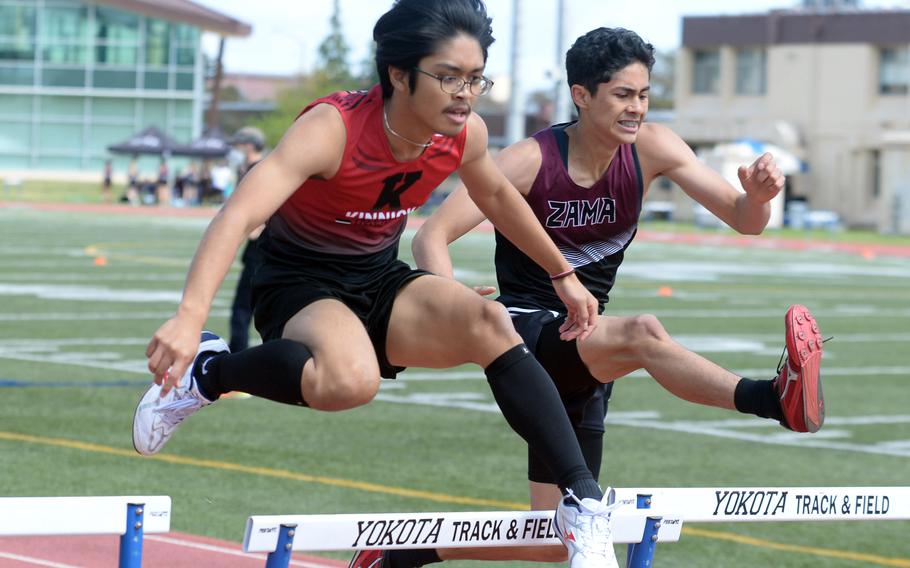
[134,2,618,566]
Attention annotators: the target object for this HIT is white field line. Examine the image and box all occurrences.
[608,308,910,318]
[0,332,905,347]
[0,273,190,282]
[374,390,910,458]
[2,338,909,459]
[396,366,910,381]
[7,307,907,320]
[604,416,910,458]
[0,342,908,380]
[0,309,230,321]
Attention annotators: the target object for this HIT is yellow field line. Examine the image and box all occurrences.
[0,431,525,509]
[683,526,910,567]
[3,430,909,566]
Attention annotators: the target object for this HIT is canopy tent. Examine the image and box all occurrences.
[696,139,806,229]
[173,127,231,159]
[107,126,180,156]
[728,138,805,174]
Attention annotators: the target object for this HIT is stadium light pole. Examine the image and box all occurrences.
[506,0,525,144]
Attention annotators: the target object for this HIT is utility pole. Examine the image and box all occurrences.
[506,0,525,144]
[206,36,225,130]
[553,0,571,123]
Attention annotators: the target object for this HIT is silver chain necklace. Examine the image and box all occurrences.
[383,107,434,148]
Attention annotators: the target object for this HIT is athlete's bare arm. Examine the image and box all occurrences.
[456,114,597,340]
[146,104,347,393]
[636,122,785,235]
[413,136,541,278]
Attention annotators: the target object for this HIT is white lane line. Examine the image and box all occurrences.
[145,535,336,567]
[0,551,79,567]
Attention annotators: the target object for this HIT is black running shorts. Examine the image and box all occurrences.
[251,234,429,379]
[507,308,613,484]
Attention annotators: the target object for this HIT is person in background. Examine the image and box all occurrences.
[124,157,140,206]
[227,126,268,353]
[209,159,233,203]
[174,162,199,207]
[102,159,113,204]
[155,157,170,205]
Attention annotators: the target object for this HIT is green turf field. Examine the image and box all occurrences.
[1,205,909,567]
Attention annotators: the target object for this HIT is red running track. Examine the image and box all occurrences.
[0,531,345,568]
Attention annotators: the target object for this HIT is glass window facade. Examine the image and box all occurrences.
[692,49,721,95]
[735,48,767,96]
[880,46,909,95]
[0,3,36,61]
[0,0,204,171]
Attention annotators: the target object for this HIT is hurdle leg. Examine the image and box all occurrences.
[118,502,144,568]
[627,515,662,568]
[264,523,297,568]
[626,493,660,567]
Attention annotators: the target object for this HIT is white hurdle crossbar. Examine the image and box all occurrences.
[243,486,910,568]
[613,486,910,523]
[0,495,172,568]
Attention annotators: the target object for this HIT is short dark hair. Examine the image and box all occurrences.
[565,28,655,96]
[230,126,266,151]
[373,0,495,98]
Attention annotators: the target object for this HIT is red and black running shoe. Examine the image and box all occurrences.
[349,550,386,568]
[773,305,825,433]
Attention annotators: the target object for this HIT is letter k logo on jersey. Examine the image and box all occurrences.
[373,171,423,210]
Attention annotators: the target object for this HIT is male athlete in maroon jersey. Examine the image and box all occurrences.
[134,3,620,567]
[368,27,825,567]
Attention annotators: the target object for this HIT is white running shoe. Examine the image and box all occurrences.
[553,488,620,568]
[132,331,228,456]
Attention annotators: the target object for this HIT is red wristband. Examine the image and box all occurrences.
[549,268,575,280]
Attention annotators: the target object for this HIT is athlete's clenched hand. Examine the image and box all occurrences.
[551,274,598,341]
[146,314,204,396]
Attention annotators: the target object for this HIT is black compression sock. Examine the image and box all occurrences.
[734,377,782,421]
[485,344,601,501]
[386,549,442,568]
[191,351,223,401]
[567,478,604,502]
[196,339,311,406]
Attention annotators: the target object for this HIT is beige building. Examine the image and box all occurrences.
[667,8,910,232]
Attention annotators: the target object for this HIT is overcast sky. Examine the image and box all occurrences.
[196,0,910,92]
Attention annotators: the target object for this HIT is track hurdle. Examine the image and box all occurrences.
[0,495,171,568]
[612,486,910,523]
[244,505,683,568]
[242,486,910,567]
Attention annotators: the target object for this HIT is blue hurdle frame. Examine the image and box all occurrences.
[626,493,662,567]
[118,502,145,568]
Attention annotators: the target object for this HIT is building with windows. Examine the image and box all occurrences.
[669,8,910,232]
[0,0,249,175]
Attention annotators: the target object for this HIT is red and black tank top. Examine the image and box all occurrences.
[495,123,643,313]
[266,85,467,256]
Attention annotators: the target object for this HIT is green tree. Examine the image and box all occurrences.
[254,0,362,146]
[317,0,352,85]
[355,41,379,90]
[649,48,676,110]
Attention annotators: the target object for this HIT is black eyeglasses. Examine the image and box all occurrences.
[413,67,494,96]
